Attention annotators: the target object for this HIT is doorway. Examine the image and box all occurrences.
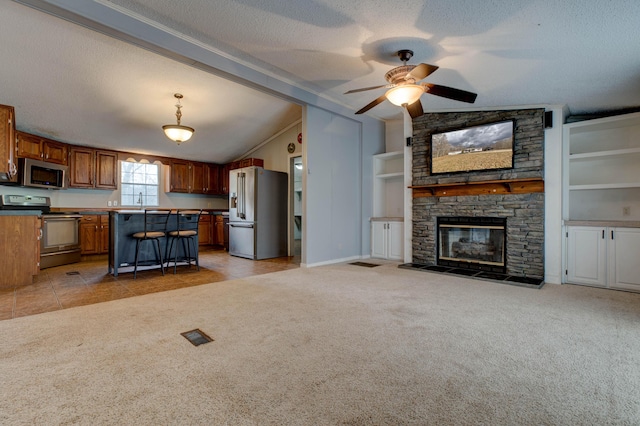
[289,155,302,258]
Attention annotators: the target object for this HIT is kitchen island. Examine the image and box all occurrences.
[108,210,202,277]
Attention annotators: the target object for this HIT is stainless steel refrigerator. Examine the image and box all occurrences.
[228,166,288,260]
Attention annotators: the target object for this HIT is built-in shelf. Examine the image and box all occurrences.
[563,111,640,221]
[569,147,640,160]
[410,178,544,198]
[373,151,405,218]
[376,172,403,179]
[569,182,640,191]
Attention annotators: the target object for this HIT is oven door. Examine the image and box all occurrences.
[40,215,82,268]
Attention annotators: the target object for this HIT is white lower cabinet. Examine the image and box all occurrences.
[566,226,640,291]
[371,220,403,260]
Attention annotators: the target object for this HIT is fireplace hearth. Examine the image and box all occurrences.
[437,217,506,273]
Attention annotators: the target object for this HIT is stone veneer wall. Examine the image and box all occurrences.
[412,109,545,279]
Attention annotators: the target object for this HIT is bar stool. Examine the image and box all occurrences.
[166,209,203,274]
[131,209,171,278]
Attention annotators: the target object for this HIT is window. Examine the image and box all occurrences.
[120,161,159,207]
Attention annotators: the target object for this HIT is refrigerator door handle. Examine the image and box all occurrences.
[229,223,254,228]
[237,172,246,219]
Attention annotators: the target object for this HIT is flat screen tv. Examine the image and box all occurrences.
[430,119,515,175]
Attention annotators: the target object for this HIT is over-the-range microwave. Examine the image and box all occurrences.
[18,158,68,190]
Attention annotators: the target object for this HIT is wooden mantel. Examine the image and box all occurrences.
[410,177,544,198]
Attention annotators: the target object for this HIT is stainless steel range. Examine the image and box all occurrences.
[0,195,82,269]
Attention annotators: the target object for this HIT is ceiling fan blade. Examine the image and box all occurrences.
[355,94,388,114]
[406,99,424,118]
[344,84,393,94]
[405,63,439,82]
[423,83,478,103]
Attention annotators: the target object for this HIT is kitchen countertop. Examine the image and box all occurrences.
[0,210,41,216]
[50,208,229,214]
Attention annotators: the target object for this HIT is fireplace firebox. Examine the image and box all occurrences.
[437,217,506,273]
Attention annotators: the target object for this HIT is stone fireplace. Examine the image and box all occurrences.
[437,217,506,273]
[409,109,545,281]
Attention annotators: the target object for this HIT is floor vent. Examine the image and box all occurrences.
[349,262,380,268]
[181,329,213,346]
[66,271,80,276]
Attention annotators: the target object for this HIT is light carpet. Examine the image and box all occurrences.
[1,263,639,425]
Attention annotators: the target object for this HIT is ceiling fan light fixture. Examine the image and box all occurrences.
[385,84,424,107]
[163,93,194,144]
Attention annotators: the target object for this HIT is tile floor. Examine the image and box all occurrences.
[0,247,300,321]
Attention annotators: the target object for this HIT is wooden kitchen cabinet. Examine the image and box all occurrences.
[80,214,109,255]
[17,131,68,165]
[239,158,264,168]
[168,160,218,194]
[198,214,212,246]
[204,163,220,195]
[0,104,18,184]
[191,162,206,194]
[0,215,40,288]
[214,214,225,246]
[219,164,231,195]
[69,147,117,190]
[169,159,190,193]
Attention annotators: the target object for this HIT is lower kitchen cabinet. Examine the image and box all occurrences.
[80,214,109,255]
[371,219,403,260]
[566,225,640,291]
[198,214,212,246]
[214,214,225,246]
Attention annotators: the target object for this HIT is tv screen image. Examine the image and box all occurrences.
[430,120,514,174]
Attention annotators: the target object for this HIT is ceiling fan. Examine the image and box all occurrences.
[345,49,478,118]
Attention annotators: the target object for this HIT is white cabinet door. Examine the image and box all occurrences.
[387,221,404,260]
[609,228,640,291]
[567,226,606,287]
[371,221,387,259]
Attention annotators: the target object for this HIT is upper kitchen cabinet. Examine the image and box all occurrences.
[204,163,220,195]
[69,146,118,190]
[168,160,220,194]
[219,163,231,195]
[0,104,18,184]
[239,158,264,169]
[191,161,206,194]
[16,131,68,165]
[168,159,191,193]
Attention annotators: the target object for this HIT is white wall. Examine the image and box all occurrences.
[385,119,404,152]
[544,105,569,284]
[304,105,384,266]
[247,122,302,173]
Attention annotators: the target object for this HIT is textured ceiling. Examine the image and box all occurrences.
[3,0,640,162]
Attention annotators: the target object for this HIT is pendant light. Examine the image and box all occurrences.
[162,93,194,144]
